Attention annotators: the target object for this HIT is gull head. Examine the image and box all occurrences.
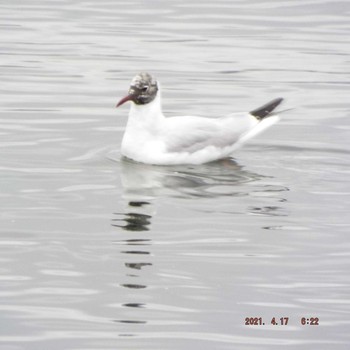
[117,72,158,107]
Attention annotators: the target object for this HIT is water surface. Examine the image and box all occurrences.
[1,0,350,349]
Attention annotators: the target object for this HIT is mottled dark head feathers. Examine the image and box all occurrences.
[117,72,158,107]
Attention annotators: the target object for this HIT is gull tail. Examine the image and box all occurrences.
[250,98,284,120]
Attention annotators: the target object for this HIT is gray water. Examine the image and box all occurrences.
[1,0,350,349]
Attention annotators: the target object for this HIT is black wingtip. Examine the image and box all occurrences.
[250,97,284,120]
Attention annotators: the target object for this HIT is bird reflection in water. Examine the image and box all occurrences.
[112,200,152,325]
[111,156,289,325]
[112,201,153,280]
[112,209,152,231]
[118,156,265,199]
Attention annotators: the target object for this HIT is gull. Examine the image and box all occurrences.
[116,72,283,165]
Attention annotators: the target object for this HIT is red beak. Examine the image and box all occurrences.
[116,94,134,108]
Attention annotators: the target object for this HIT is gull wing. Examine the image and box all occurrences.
[163,113,258,154]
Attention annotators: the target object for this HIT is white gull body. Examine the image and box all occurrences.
[117,73,283,165]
